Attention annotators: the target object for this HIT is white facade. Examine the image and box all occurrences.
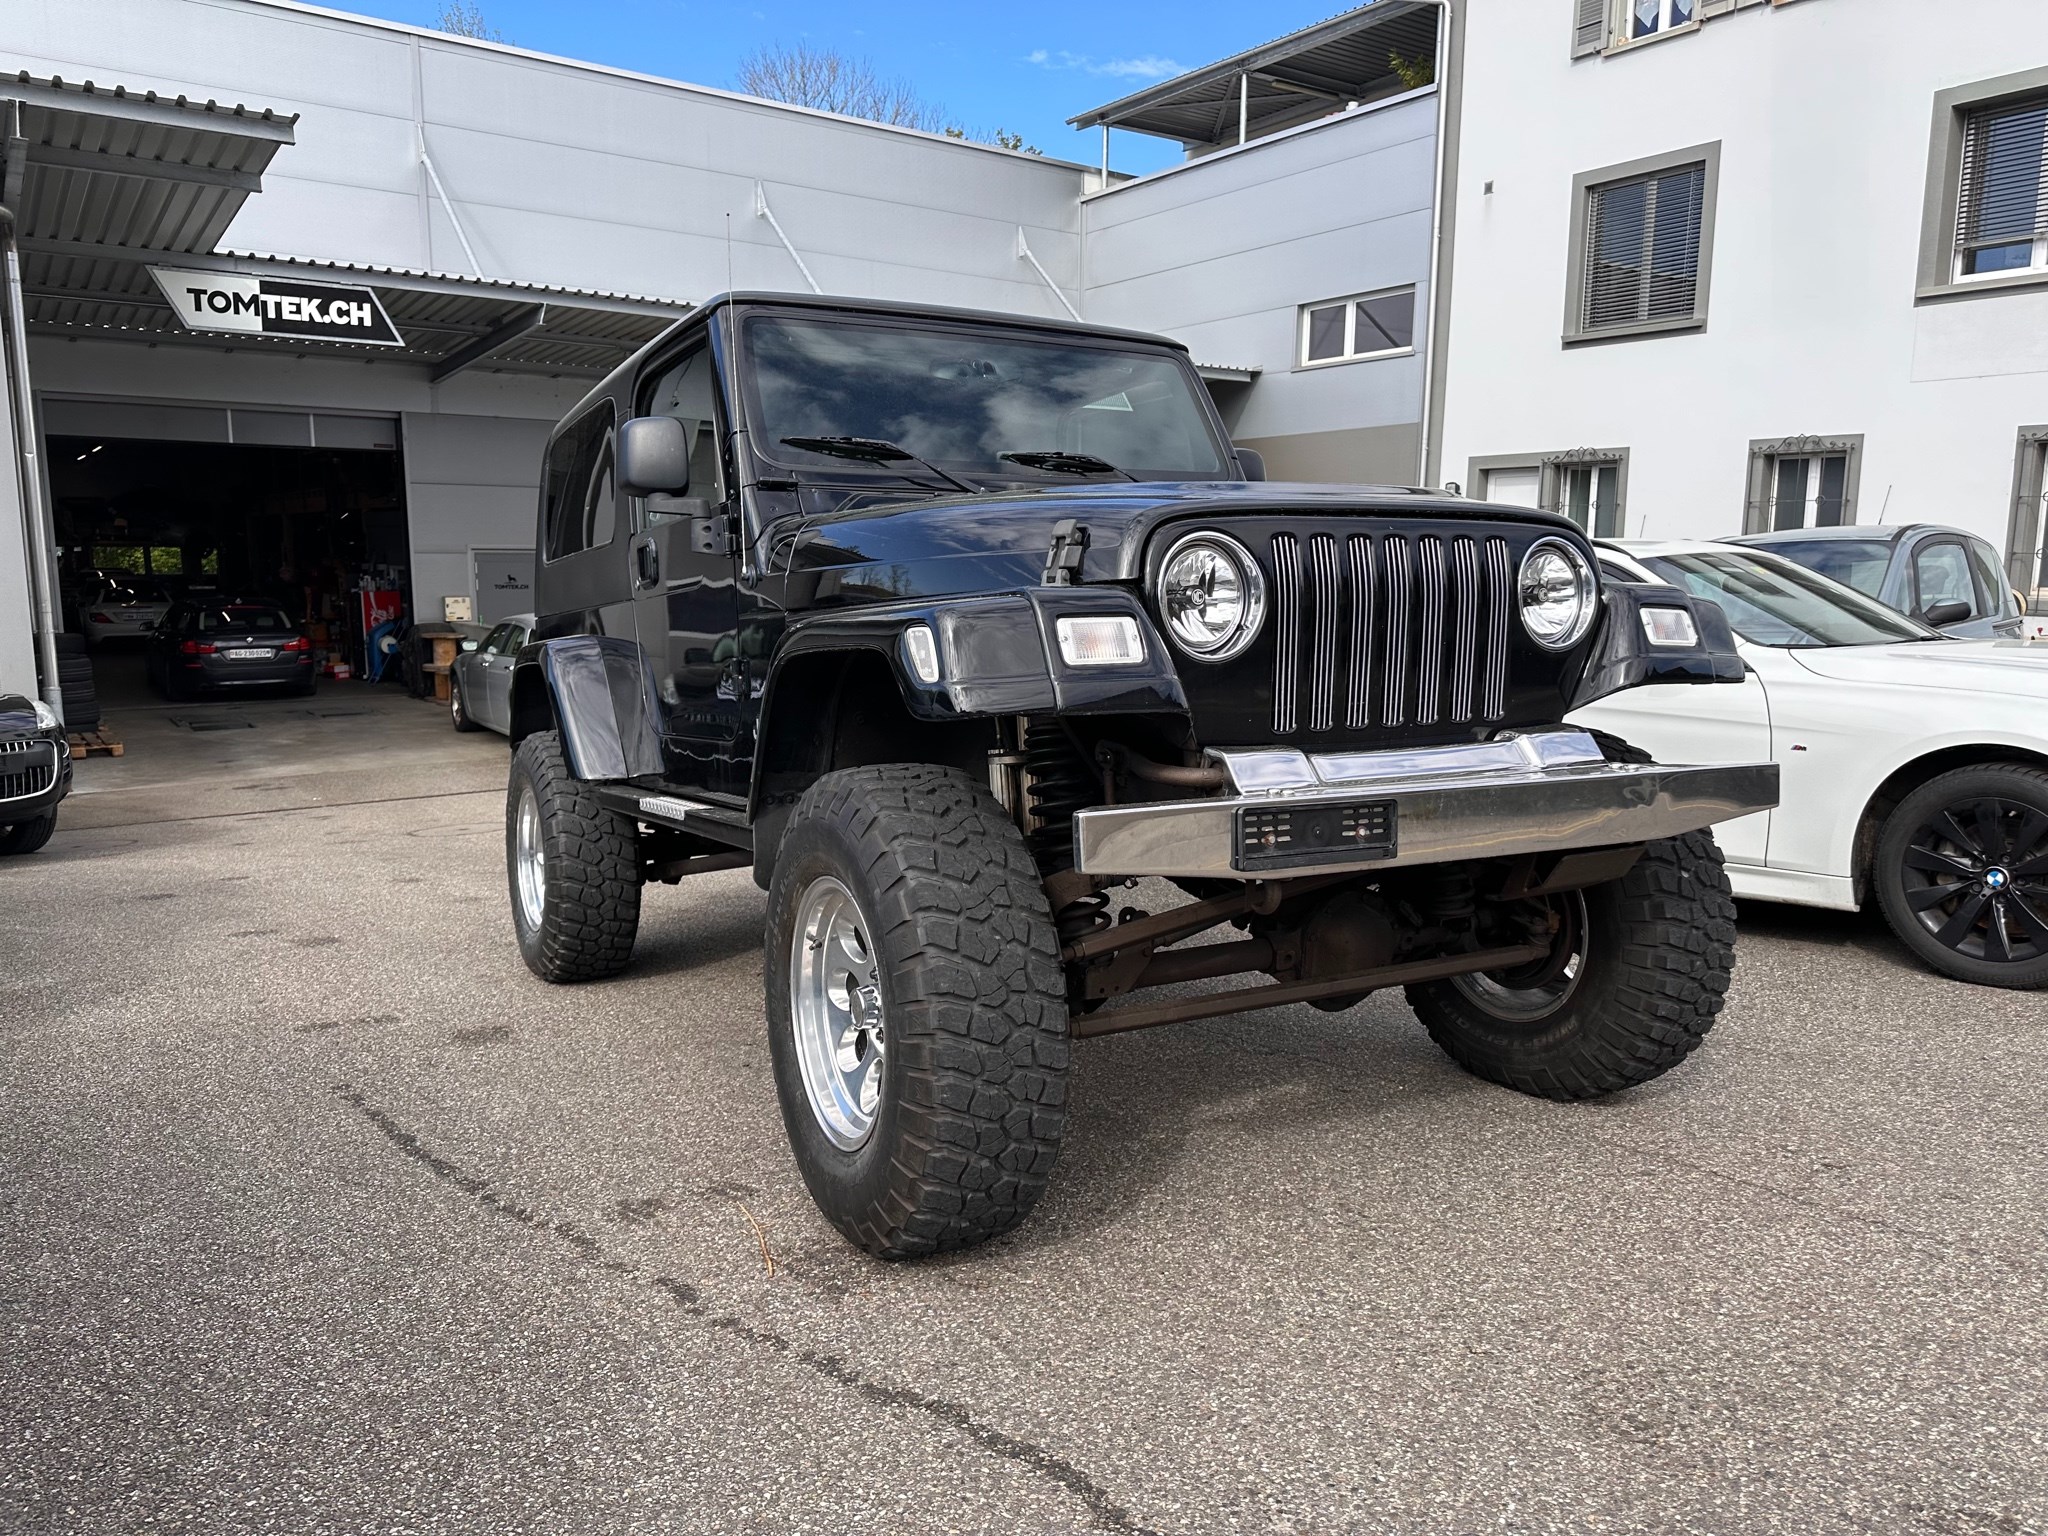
[1437,0,2048,595]
[1083,89,1439,484]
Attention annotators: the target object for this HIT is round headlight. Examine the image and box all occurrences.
[1158,532,1266,662]
[1518,539,1599,650]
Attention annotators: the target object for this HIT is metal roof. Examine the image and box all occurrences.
[1069,1,1438,147]
[3,72,295,258]
[0,72,687,380]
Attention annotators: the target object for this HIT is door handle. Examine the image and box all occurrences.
[634,536,660,589]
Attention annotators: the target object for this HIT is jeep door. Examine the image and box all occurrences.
[629,336,746,798]
[534,398,635,644]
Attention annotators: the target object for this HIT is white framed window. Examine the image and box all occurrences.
[1298,287,1416,367]
[1627,0,1696,41]
[1954,96,2048,282]
[1466,449,1628,536]
[1742,435,1864,534]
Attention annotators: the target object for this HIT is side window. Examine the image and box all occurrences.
[479,623,512,655]
[1966,539,2014,616]
[640,346,727,505]
[1914,540,1979,616]
[541,401,618,561]
[502,625,528,655]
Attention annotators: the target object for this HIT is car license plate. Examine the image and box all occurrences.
[224,647,276,660]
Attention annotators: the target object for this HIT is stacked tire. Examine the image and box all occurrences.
[52,633,100,733]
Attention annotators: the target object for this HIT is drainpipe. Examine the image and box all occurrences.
[1415,0,1453,489]
[1,104,61,720]
[1238,72,1249,146]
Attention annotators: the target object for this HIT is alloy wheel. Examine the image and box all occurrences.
[789,875,887,1150]
[513,784,547,933]
[1450,890,1590,1024]
[1899,796,2048,966]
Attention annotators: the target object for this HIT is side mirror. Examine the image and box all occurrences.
[461,638,480,653]
[1920,600,1971,628]
[617,416,691,496]
[1234,446,1267,482]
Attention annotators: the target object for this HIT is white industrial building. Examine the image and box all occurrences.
[0,0,1443,714]
[8,0,2048,723]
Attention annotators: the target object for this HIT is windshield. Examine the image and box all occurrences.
[742,315,1228,482]
[1751,538,1891,598]
[1642,550,1935,648]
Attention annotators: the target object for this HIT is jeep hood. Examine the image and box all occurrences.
[771,480,1573,595]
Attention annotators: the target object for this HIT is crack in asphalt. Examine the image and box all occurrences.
[333,1083,1157,1535]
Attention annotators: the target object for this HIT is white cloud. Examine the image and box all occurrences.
[1026,49,1183,81]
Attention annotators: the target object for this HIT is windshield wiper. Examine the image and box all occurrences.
[999,450,1137,481]
[779,436,979,495]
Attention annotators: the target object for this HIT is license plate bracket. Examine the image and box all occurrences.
[223,647,276,660]
[1234,799,1398,871]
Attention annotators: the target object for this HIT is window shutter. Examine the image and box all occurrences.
[1956,98,2048,259]
[1581,164,1706,331]
[1572,0,1609,58]
[1698,0,1736,15]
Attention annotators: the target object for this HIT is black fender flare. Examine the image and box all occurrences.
[509,634,664,781]
[1569,580,1747,710]
[749,588,1190,817]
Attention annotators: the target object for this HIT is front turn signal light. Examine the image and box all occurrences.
[1056,615,1146,667]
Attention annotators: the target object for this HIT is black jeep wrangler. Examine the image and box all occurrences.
[506,293,1777,1258]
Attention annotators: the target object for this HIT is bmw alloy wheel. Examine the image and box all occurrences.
[1898,794,2048,966]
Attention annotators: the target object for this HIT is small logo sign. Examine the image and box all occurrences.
[151,268,403,346]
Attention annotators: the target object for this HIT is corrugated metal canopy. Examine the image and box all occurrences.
[1,73,688,380]
[1069,1,1438,148]
[3,72,295,257]
[20,247,686,379]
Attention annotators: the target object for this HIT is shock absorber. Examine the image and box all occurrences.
[1022,717,1110,943]
[1420,864,1477,940]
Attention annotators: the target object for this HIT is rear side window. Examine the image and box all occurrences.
[198,606,290,632]
[1913,540,1979,617]
[1967,539,2015,616]
[541,401,618,561]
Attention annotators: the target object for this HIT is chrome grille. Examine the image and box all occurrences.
[1270,531,1518,737]
[0,739,55,802]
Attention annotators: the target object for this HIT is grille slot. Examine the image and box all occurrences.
[1269,531,1517,737]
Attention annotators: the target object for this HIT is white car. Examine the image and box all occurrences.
[78,578,172,646]
[1573,540,2048,991]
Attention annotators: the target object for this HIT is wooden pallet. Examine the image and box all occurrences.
[68,728,124,758]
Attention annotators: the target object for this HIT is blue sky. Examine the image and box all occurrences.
[335,0,1338,175]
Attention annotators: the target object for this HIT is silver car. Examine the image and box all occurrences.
[449,614,534,736]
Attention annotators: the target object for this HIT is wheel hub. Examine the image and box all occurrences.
[790,877,888,1150]
[513,785,546,932]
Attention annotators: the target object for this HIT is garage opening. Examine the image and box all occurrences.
[46,402,409,678]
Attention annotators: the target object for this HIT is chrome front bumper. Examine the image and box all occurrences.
[1072,729,1779,881]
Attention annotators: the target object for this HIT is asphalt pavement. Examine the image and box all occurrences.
[3,655,2044,1535]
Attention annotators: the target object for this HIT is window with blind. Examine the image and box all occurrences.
[1955,96,2048,279]
[1565,145,1719,342]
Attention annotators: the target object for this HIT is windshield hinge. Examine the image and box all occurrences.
[1045,519,1089,586]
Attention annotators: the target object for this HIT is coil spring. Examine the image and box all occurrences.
[1023,718,1110,943]
[1421,865,1477,934]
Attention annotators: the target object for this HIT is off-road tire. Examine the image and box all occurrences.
[1407,828,1736,1099]
[1874,762,2048,990]
[451,678,480,731]
[0,813,58,856]
[766,764,1070,1259]
[506,729,640,982]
